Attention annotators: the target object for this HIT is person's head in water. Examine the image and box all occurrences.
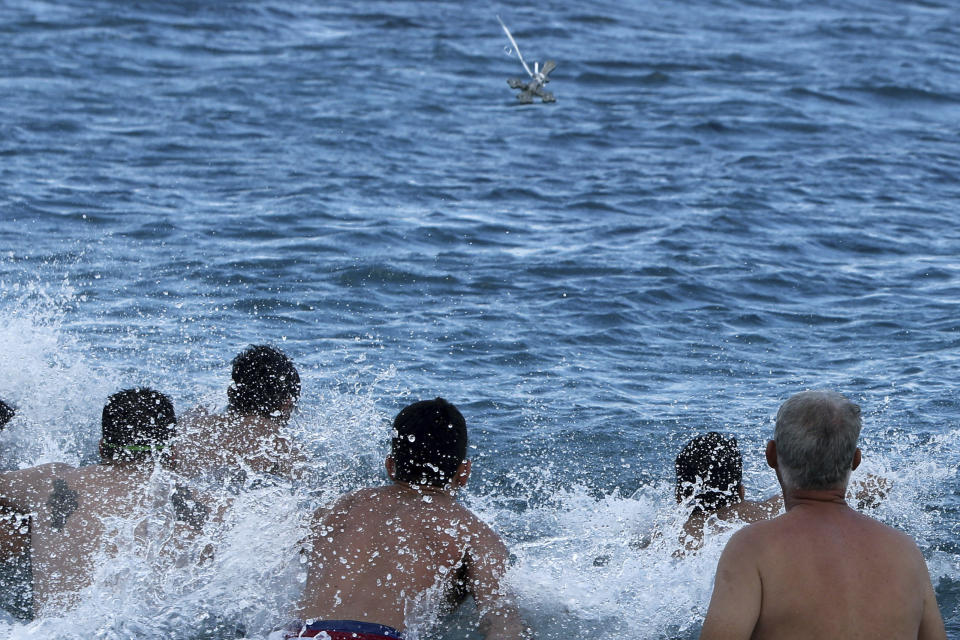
[227,345,301,420]
[773,390,861,491]
[0,399,15,430]
[389,398,469,489]
[675,432,743,515]
[100,388,177,462]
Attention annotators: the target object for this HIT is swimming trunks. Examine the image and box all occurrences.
[272,619,405,640]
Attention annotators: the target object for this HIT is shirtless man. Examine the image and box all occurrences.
[289,398,531,640]
[675,432,780,549]
[699,390,946,640]
[0,388,208,613]
[172,344,303,480]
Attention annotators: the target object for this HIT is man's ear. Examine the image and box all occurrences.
[454,460,471,488]
[385,456,396,480]
[765,441,778,469]
[737,483,746,501]
[851,448,861,471]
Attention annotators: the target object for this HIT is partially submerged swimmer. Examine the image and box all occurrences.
[675,432,781,549]
[172,344,304,482]
[593,433,780,563]
[0,388,208,613]
[288,398,531,640]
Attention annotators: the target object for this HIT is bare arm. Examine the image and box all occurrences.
[699,528,762,640]
[917,558,947,640]
[299,502,332,553]
[300,492,358,568]
[465,519,532,640]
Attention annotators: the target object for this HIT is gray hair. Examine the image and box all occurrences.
[774,390,861,490]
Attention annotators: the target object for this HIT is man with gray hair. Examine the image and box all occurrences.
[699,390,945,640]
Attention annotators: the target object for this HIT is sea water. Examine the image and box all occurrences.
[0,0,958,637]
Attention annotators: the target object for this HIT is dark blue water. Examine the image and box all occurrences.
[1,1,959,637]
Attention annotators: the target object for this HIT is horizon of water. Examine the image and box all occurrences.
[1,0,959,637]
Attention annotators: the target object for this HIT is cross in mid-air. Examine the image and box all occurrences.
[508,60,557,104]
[499,16,557,104]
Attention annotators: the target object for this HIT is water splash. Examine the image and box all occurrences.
[0,278,116,468]
[0,335,956,639]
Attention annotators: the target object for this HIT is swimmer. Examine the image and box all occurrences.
[0,388,209,614]
[700,390,946,639]
[288,398,531,640]
[171,344,304,481]
[675,432,781,550]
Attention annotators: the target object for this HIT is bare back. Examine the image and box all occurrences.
[0,462,208,613]
[298,484,520,635]
[171,407,303,480]
[701,502,945,640]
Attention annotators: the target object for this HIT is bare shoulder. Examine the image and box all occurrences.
[339,486,383,507]
[714,516,785,571]
[732,515,779,543]
[700,521,766,640]
[14,461,73,476]
[458,504,498,535]
[856,511,926,558]
[172,406,219,443]
[169,406,209,441]
[0,462,78,515]
[455,504,511,581]
[721,519,769,557]
[450,504,509,559]
[312,487,377,521]
[168,408,230,471]
[726,494,782,524]
[178,404,214,426]
[1,462,76,490]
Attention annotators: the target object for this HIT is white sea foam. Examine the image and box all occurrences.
[0,280,115,468]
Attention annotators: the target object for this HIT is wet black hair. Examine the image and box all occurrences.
[101,388,177,461]
[391,398,468,488]
[227,345,301,418]
[0,399,15,429]
[675,432,743,515]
